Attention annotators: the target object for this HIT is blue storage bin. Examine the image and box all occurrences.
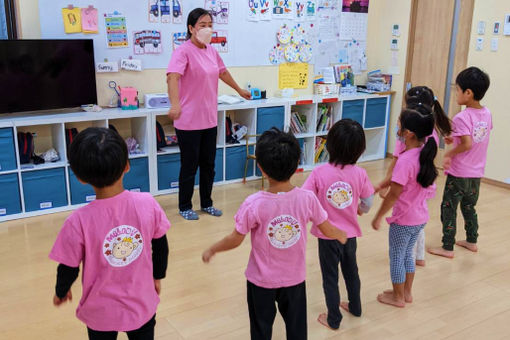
[0,128,17,172]
[257,106,285,134]
[0,173,22,216]
[69,169,96,205]
[365,97,388,128]
[124,157,150,192]
[226,146,254,180]
[195,148,225,184]
[342,100,364,125]
[157,154,180,190]
[22,168,68,212]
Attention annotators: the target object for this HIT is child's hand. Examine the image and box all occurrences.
[443,156,452,170]
[444,136,454,145]
[371,217,382,231]
[154,279,161,295]
[357,206,363,216]
[337,230,348,245]
[379,187,390,199]
[202,249,215,263]
[53,291,72,307]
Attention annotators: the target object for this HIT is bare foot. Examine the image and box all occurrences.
[416,259,426,267]
[427,247,454,258]
[340,301,349,313]
[377,291,405,308]
[317,313,338,330]
[383,289,412,303]
[456,240,478,252]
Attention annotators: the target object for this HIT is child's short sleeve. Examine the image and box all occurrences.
[360,168,375,199]
[235,199,257,235]
[215,49,227,74]
[167,47,188,75]
[452,114,471,137]
[152,200,171,239]
[391,158,411,187]
[301,170,317,193]
[49,215,84,268]
[308,193,328,226]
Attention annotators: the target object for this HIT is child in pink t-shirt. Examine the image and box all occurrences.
[202,128,347,340]
[377,86,452,267]
[302,119,374,330]
[372,109,438,308]
[49,128,170,339]
[429,67,492,258]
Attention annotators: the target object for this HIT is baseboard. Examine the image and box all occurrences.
[481,177,510,190]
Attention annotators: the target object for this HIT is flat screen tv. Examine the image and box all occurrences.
[0,39,97,114]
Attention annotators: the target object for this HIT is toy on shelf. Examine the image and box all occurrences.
[120,87,139,110]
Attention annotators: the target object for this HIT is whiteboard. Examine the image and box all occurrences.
[39,0,368,69]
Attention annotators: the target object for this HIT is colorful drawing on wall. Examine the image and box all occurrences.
[342,0,369,13]
[273,0,294,19]
[285,43,300,62]
[172,32,187,51]
[159,0,171,23]
[298,42,313,62]
[260,0,271,20]
[295,1,306,20]
[105,12,128,48]
[290,24,306,43]
[62,7,82,34]
[247,0,260,21]
[172,0,183,23]
[269,44,285,64]
[81,7,98,34]
[148,0,159,23]
[206,1,229,24]
[134,30,163,55]
[318,0,339,10]
[305,0,317,20]
[277,24,292,44]
[211,30,228,53]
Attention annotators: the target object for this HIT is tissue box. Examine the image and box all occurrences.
[120,87,139,110]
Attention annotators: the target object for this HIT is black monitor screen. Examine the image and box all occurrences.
[0,39,97,114]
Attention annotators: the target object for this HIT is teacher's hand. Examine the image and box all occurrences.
[168,105,181,120]
[238,89,252,100]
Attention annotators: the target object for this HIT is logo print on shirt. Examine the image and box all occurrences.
[103,225,143,267]
[327,181,353,209]
[267,215,301,249]
[473,121,489,143]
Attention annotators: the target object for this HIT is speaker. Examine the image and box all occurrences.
[144,93,170,109]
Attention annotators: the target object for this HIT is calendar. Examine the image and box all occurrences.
[339,12,368,41]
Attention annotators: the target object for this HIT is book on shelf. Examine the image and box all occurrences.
[290,111,308,134]
[314,137,328,163]
[316,105,332,133]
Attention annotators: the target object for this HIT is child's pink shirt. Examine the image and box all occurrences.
[235,187,328,289]
[49,191,171,331]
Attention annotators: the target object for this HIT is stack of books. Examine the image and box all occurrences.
[316,105,332,133]
[290,111,308,134]
[314,137,329,163]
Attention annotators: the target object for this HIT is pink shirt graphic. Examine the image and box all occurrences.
[167,40,227,131]
[302,163,374,239]
[49,191,171,332]
[235,188,328,289]
[387,147,436,226]
[446,107,492,178]
[393,129,440,157]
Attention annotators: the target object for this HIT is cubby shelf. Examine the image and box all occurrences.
[0,94,391,222]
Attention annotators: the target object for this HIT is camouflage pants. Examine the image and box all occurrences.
[440,175,481,251]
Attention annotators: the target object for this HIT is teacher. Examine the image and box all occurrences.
[167,8,251,220]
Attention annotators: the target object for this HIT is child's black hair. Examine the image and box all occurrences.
[405,86,452,136]
[327,119,366,168]
[456,66,490,101]
[399,109,437,188]
[255,128,301,182]
[68,127,128,188]
[186,8,212,39]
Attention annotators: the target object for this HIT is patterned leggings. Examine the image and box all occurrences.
[389,223,425,284]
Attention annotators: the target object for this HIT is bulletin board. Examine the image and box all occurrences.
[39,0,369,70]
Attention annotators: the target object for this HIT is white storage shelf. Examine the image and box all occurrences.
[0,94,391,222]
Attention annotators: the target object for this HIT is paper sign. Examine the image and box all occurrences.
[105,13,128,48]
[81,7,98,33]
[62,7,82,34]
[279,63,309,89]
[96,62,119,73]
[121,58,143,71]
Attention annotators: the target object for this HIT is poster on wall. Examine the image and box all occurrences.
[273,0,294,19]
[81,7,98,34]
[172,32,187,51]
[206,1,229,24]
[148,0,159,23]
[105,12,128,48]
[247,0,260,21]
[342,0,369,13]
[134,30,163,54]
[211,30,228,53]
[62,7,82,34]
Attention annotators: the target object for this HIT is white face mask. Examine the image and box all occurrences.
[196,27,213,45]
[395,126,405,143]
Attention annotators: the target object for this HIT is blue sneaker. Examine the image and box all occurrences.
[179,209,199,220]
[201,206,223,217]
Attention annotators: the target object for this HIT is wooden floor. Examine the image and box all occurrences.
[2,159,510,340]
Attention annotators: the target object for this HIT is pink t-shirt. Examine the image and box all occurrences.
[49,191,171,332]
[393,129,440,157]
[302,163,374,239]
[167,40,227,131]
[235,187,328,289]
[446,107,492,178]
[387,147,436,226]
